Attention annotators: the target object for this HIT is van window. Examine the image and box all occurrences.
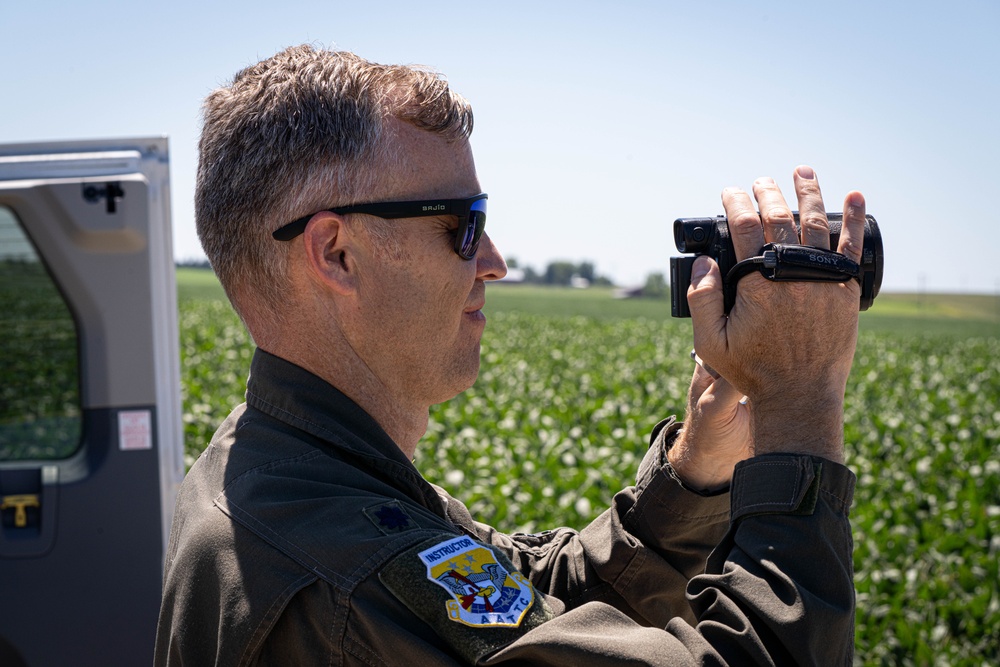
[0,206,82,461]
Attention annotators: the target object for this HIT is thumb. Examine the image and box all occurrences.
[701,374,747,409]
[687,256,726,361]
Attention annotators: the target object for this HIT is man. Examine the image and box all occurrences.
[156,45,865,665]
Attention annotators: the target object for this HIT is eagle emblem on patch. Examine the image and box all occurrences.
[418,536,534,627]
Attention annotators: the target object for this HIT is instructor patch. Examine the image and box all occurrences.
[419,535,533,627]
[380,535,555,663]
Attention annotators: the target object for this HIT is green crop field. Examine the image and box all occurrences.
[177,268,1000,665]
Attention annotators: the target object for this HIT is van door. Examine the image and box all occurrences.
[0,138,183,667]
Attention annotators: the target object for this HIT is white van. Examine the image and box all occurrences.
[0,138,184,667]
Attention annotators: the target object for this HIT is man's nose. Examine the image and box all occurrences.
[476,232,507,281]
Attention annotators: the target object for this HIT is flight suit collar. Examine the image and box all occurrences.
[244,348,448,518]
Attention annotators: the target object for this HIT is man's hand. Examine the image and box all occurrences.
[685,166,866,464]
[668,360,751,492]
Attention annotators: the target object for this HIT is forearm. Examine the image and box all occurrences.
[583,418,731,624]
[481,453,857,666]
[441,420,731,625]
[683,453,856,664]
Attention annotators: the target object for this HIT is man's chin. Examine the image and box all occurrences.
[429,356,481,406]
[457,358,482,394]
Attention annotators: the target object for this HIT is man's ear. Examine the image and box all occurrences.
[301,212,358,296]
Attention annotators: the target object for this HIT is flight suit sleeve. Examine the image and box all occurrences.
[478,453,857,666]
[439,419,733,627]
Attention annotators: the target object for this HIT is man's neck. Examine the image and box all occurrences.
[335,368,428,460]
[267,340,427,460]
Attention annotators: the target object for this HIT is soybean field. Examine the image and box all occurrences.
[177,268,1000,665]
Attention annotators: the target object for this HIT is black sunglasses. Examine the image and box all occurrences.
[272,193,488,260]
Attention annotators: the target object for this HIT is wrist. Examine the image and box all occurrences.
[668,428,735,493]
[750,398,846,463]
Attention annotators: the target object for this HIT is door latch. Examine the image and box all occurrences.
[1,494,40,528]
[82,181,125,213]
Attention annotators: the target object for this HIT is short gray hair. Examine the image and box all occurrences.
[196,45,474,327]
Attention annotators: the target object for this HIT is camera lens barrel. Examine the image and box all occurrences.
[674,217,721,254]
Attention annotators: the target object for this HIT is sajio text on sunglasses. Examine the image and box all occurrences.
[272,193,488,260]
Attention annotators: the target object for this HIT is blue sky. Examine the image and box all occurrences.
[2,0,998,293]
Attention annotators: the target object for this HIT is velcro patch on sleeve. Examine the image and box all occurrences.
[379,534,555,664]
[731,455,822,522]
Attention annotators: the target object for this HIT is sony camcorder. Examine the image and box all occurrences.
[669,213,883,318]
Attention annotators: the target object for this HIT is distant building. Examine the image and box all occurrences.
[613,286,645,299]
[497,267,526,283]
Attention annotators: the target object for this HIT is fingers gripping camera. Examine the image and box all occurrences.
[669,213,884,318]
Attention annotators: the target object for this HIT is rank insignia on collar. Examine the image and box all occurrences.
[363,501,416,535]
[418,536,534,627]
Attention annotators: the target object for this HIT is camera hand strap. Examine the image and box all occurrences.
[726,243,861,287]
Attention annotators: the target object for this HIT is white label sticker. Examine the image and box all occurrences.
[118,410,153,451]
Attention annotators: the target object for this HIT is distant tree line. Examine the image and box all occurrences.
[640,272,669,299]
[505,258,669,299]
[176,258,213,269]
[506,258,614,287]
[177,257,669,299]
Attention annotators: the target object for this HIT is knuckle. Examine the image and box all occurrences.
[799,212,829,235]
[729,211,761,232]
[761,206,795,224]
[763,209,795,227]
[796,180,822,197]
[686,280,715,303]
[839,235,862,260]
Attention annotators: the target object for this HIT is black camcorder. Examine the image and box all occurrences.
[669,213,883,318]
